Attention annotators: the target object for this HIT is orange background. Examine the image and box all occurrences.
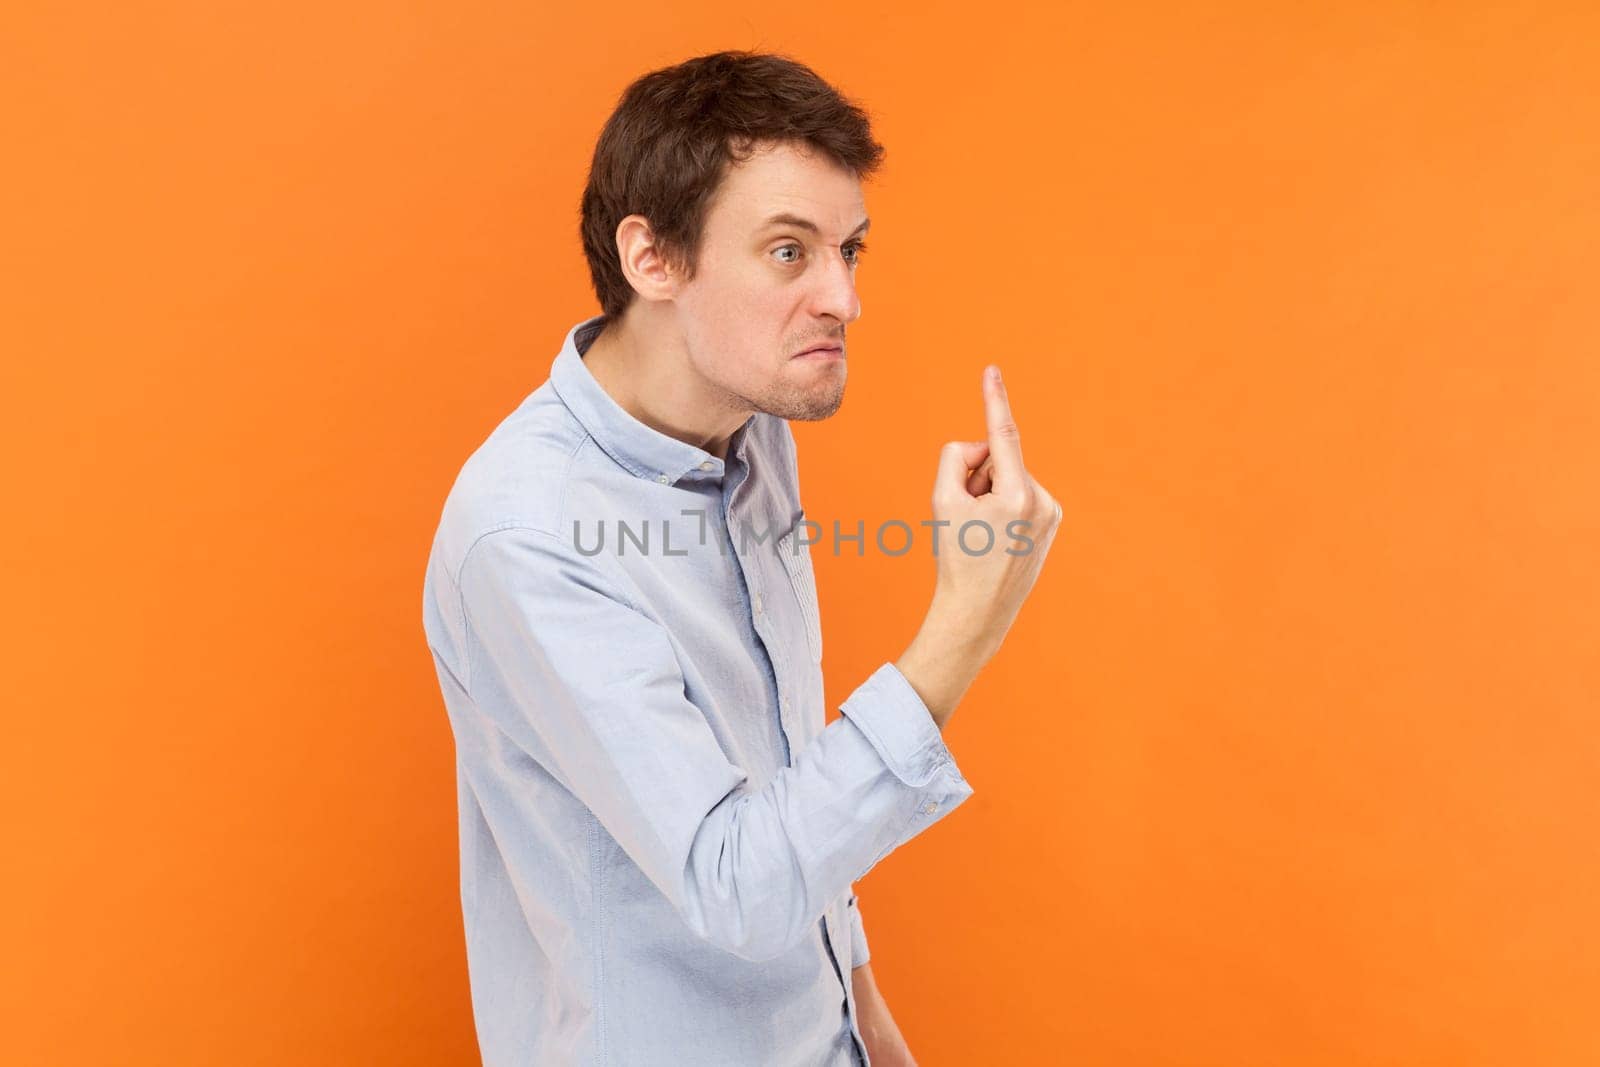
[5,2,1598,1064]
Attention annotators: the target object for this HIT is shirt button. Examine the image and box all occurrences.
[656,473,670,484]
[922,801,938,815]
[752,592,764,614]
[699,460,715,471]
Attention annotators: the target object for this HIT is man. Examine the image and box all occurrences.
[422,50,1061,1066]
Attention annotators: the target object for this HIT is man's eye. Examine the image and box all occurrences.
[773,242,869,266]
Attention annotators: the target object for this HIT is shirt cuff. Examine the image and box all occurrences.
[847,893,870,965]
[838,661,960,788]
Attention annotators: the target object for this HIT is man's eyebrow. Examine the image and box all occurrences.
[758,213,871,239]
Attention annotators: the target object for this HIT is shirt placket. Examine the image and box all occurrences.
[723,471,805,766]
[724,460,865,1066]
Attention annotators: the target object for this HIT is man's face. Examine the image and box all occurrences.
[671,139,868,422]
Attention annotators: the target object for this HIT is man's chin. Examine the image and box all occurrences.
[761,387,845,422]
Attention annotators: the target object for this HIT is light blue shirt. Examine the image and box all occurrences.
[421,314,975,1066]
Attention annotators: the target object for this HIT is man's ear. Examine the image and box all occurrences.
[615,214,687,303]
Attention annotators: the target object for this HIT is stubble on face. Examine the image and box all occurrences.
[749,357,847,422]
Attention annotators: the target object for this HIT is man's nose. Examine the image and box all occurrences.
[811,248,861,325]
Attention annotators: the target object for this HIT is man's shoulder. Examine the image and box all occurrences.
[429,381,587,577]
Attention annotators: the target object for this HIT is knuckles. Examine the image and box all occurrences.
[935,444,1059,528]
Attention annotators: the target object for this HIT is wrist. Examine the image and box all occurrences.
[923,589,998,664]
[897,610,988,729]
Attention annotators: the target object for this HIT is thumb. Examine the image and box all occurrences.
[936,440,991,497]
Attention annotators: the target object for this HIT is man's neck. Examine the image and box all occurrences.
[580,311,751,462]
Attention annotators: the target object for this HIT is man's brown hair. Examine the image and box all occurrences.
[579,50,886,324]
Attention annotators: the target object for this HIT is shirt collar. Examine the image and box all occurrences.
[549,314,755,486]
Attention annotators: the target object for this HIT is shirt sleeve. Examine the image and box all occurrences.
[847,890,870,966]
[457,524,974,963]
